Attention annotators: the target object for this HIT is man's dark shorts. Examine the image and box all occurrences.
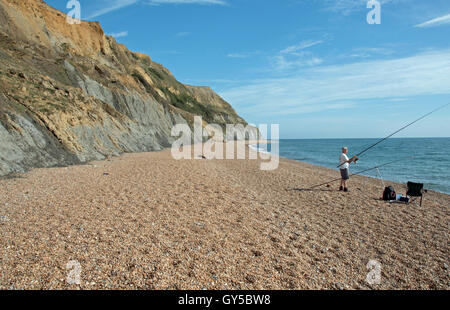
[340,168,350,180]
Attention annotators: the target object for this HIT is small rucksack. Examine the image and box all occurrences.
[383,186,396,201]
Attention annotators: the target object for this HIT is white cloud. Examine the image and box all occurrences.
[87,0,139,19]
[175,31,190,37]
[280,40,323,54]
[272,53,323,71]
[227,51,261,59]
[220,49,450,116]
[414,13,450,28]
[108,31,129,38]
[322,0,407,15]
[345,47,396,58]
[146,0,227,6]
[271,40,324,71]
[227,53,250,58]
[87,0,226,19]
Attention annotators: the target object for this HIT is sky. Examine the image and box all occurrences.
[45,0,450,139]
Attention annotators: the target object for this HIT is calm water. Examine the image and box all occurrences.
[258,138,450,194]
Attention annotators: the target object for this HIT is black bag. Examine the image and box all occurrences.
[383,186,396,201]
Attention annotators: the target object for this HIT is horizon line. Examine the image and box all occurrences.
[274,137,450,140]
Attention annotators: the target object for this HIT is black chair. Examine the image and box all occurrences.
[406,182,424,206]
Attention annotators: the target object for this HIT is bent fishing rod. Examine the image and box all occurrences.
[337,102,450,168]
[310,156,414,190]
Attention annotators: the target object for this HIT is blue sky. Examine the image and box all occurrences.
[46,0,450,138]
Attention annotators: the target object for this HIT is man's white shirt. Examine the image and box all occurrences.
[340,153,350,170]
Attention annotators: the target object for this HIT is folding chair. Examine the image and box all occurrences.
[406,182,424,206]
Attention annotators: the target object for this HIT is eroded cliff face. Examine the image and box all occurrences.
[0,0,257,176]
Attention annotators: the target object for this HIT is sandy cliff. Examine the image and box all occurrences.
[0,0,257,176]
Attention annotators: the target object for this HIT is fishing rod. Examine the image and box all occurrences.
[337,102,450,168]
[310,156,414,190]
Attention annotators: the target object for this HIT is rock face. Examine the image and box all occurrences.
[0,0,258,176]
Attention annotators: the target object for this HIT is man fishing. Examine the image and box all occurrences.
[306,103,449,191]
[339,147,358,192]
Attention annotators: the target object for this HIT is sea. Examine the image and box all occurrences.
[252,138,450,195]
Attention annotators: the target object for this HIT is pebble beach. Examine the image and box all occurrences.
[0,144,448,290]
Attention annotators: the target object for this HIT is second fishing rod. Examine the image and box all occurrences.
[310,157,414,190]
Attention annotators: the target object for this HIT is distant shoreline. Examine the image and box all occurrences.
[246,138,450,195]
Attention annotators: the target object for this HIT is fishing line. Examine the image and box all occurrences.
[310,156,414,190]
[337,102,450,168]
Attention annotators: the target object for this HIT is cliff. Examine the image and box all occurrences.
[0,0,257,176]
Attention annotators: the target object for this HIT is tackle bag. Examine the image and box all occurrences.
[383,186,396,201]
